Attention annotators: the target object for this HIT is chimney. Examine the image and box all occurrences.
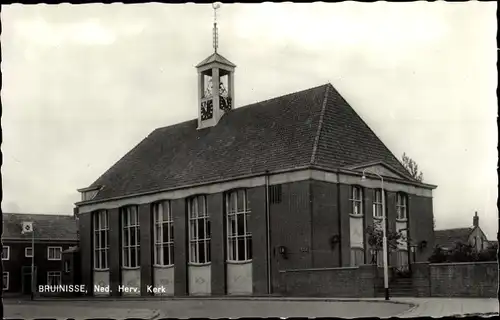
[473,211,479,228]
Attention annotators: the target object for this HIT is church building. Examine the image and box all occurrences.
[74,6,436,297]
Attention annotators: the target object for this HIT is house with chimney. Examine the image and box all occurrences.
[435,212,492,252]
[73,7,437,297]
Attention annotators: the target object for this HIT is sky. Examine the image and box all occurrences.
[1,2,498,239]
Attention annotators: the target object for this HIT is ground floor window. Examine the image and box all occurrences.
[3,272,9,290]
[121,206,140,268]
[47,271,61,286]
[226,189,252,262]
[188,195,211,264]
[396,249,409,267]
[350,247,365,267]
[153,201,174,266]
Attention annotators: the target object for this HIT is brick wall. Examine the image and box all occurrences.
[429,261,498,297]
[279,265,376,297]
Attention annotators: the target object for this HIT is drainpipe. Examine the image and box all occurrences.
[265,170,272,294]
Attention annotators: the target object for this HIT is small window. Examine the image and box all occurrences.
[373,189,383,219]
[25,247,33,258]
[47,271,62,286]
[350,186,363,216]
[3,272,9,290]
[2,246,10,260]
[64,260,71,273]
[396,193,408,220]
[47,247,62,261]
[270,185,282,204]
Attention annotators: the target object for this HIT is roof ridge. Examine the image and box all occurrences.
[310,84,330,164]
[154,83,330,132]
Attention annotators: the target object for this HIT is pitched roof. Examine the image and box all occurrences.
[85,83,414,202]
[435,228,472,249]
[196,52,236,68]
[2,213,78,241]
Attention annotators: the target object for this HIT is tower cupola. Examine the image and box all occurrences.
[196,3,236,129]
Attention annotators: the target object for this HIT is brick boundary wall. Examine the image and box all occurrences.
[427,261,498,298]
[279,265,377,297]
[279,262,497,298]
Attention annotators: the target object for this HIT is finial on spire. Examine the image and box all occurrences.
[212,2,221,53]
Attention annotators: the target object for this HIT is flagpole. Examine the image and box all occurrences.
[31,224,35,301]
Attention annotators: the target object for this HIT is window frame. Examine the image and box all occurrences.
[2,246,10,261]
[93,210,109,270]
[3,272,9,290]
[47,271,62,286]
[153,201,174,267]
[121,206,140,268]
[396,193,408,220]
[47,246,62,261]
[226,189,253,263]
[373,189,383,219]
[188,195,211,264]
[25,247,33,258]
[350,186,364,216]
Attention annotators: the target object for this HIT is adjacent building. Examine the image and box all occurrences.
[74,23,437,297]
[435,211,491,251]
[2,213,78,295]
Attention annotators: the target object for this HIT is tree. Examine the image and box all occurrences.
[402,152,424,182]
[428,241,498,263]
[366,222,406,264]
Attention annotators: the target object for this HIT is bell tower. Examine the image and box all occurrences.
[196,3,236,130]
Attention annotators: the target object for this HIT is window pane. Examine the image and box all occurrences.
[95,231,101,249]
[198,219,205,239]
[101,230,107,248]
[228,215,236,236]
[237,214,245,236]
[123,228,130,246]
[206,240,211,262]
[130,247,137,267]
[190,243,197,262]
[198,196,206,216]
[229,237,236,260]
[246,192,251,211]
[122,210,129,226]
[206,220,211,238]
[123,249,129,267]
[130,209,137,225]
[169,223,174,242]
[237,237,245,261]
[163,246,170,265]
[94,250,100,268]
[246,237,252,260]
[229,193,236,213]
[100,250,106,268]
[237,190,244,211]
[162,224,169,243]
[199,241,206,263]
[169,244,174,265]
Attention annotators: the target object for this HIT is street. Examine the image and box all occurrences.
[2,297,499,319]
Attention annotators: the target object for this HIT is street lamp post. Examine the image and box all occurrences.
[362,169,390,301]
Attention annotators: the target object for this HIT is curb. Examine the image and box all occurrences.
[10,296,415,306]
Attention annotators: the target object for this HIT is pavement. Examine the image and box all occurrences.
[2,296,499,319]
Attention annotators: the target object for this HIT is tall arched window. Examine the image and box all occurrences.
[93,210,109,270]
[188,195,211,264]
[350,186,363,216]
[396,193,408,220]
[226,189,252,262]
[121,206,140,268]
[153,201,174,266]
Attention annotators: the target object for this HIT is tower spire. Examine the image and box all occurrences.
[212,2,220,53]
